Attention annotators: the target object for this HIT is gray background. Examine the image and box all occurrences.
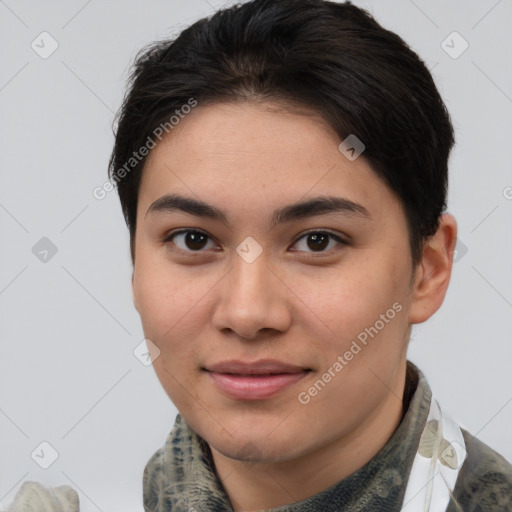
[1,0,511,510]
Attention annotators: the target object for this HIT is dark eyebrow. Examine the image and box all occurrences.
[272,195,371,224]
[145,193,371,225]
[145,194,230,224]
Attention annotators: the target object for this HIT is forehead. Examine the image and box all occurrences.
[146,101,341,171]
[138,101,399,221]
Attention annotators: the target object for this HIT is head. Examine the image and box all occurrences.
[109,0,457,465]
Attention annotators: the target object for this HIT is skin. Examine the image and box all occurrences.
[132,101,457,510]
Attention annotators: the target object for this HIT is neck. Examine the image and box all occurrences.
[210,362,408,511]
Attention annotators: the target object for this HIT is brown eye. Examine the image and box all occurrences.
[306,233,329,251]
[291,231,346,253]
[166,230,216,252]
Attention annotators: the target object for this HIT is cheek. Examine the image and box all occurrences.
[133,263,206,402]
[133,255,202,345]
[297,256,410,372]
[301,261,402,334]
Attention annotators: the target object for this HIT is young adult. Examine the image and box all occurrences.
[106,1,512,510]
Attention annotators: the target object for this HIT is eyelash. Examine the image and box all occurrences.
[163,229,348,256]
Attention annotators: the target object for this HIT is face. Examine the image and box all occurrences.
[132,101,417,464]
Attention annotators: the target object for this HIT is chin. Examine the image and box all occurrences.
[210,432,305,465]
[177,392,313,461]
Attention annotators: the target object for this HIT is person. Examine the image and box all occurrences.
[105,0,512,511]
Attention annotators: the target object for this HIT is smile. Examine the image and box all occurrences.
[203,359,312,400]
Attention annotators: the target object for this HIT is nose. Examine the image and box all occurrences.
[211,251,292,341]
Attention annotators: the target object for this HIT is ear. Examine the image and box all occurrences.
[408,213,457,324]
[132,270,139,313]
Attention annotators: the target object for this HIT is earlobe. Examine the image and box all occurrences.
[408,213,458,324]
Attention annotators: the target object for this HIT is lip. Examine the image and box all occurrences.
[204,359,311,400]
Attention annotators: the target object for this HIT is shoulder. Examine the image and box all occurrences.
[448,428,512,512]
[3,482,79,512]
[143,418,188,510]
[143,444,168,512]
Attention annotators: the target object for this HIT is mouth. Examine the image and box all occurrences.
[203,359,312,400]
